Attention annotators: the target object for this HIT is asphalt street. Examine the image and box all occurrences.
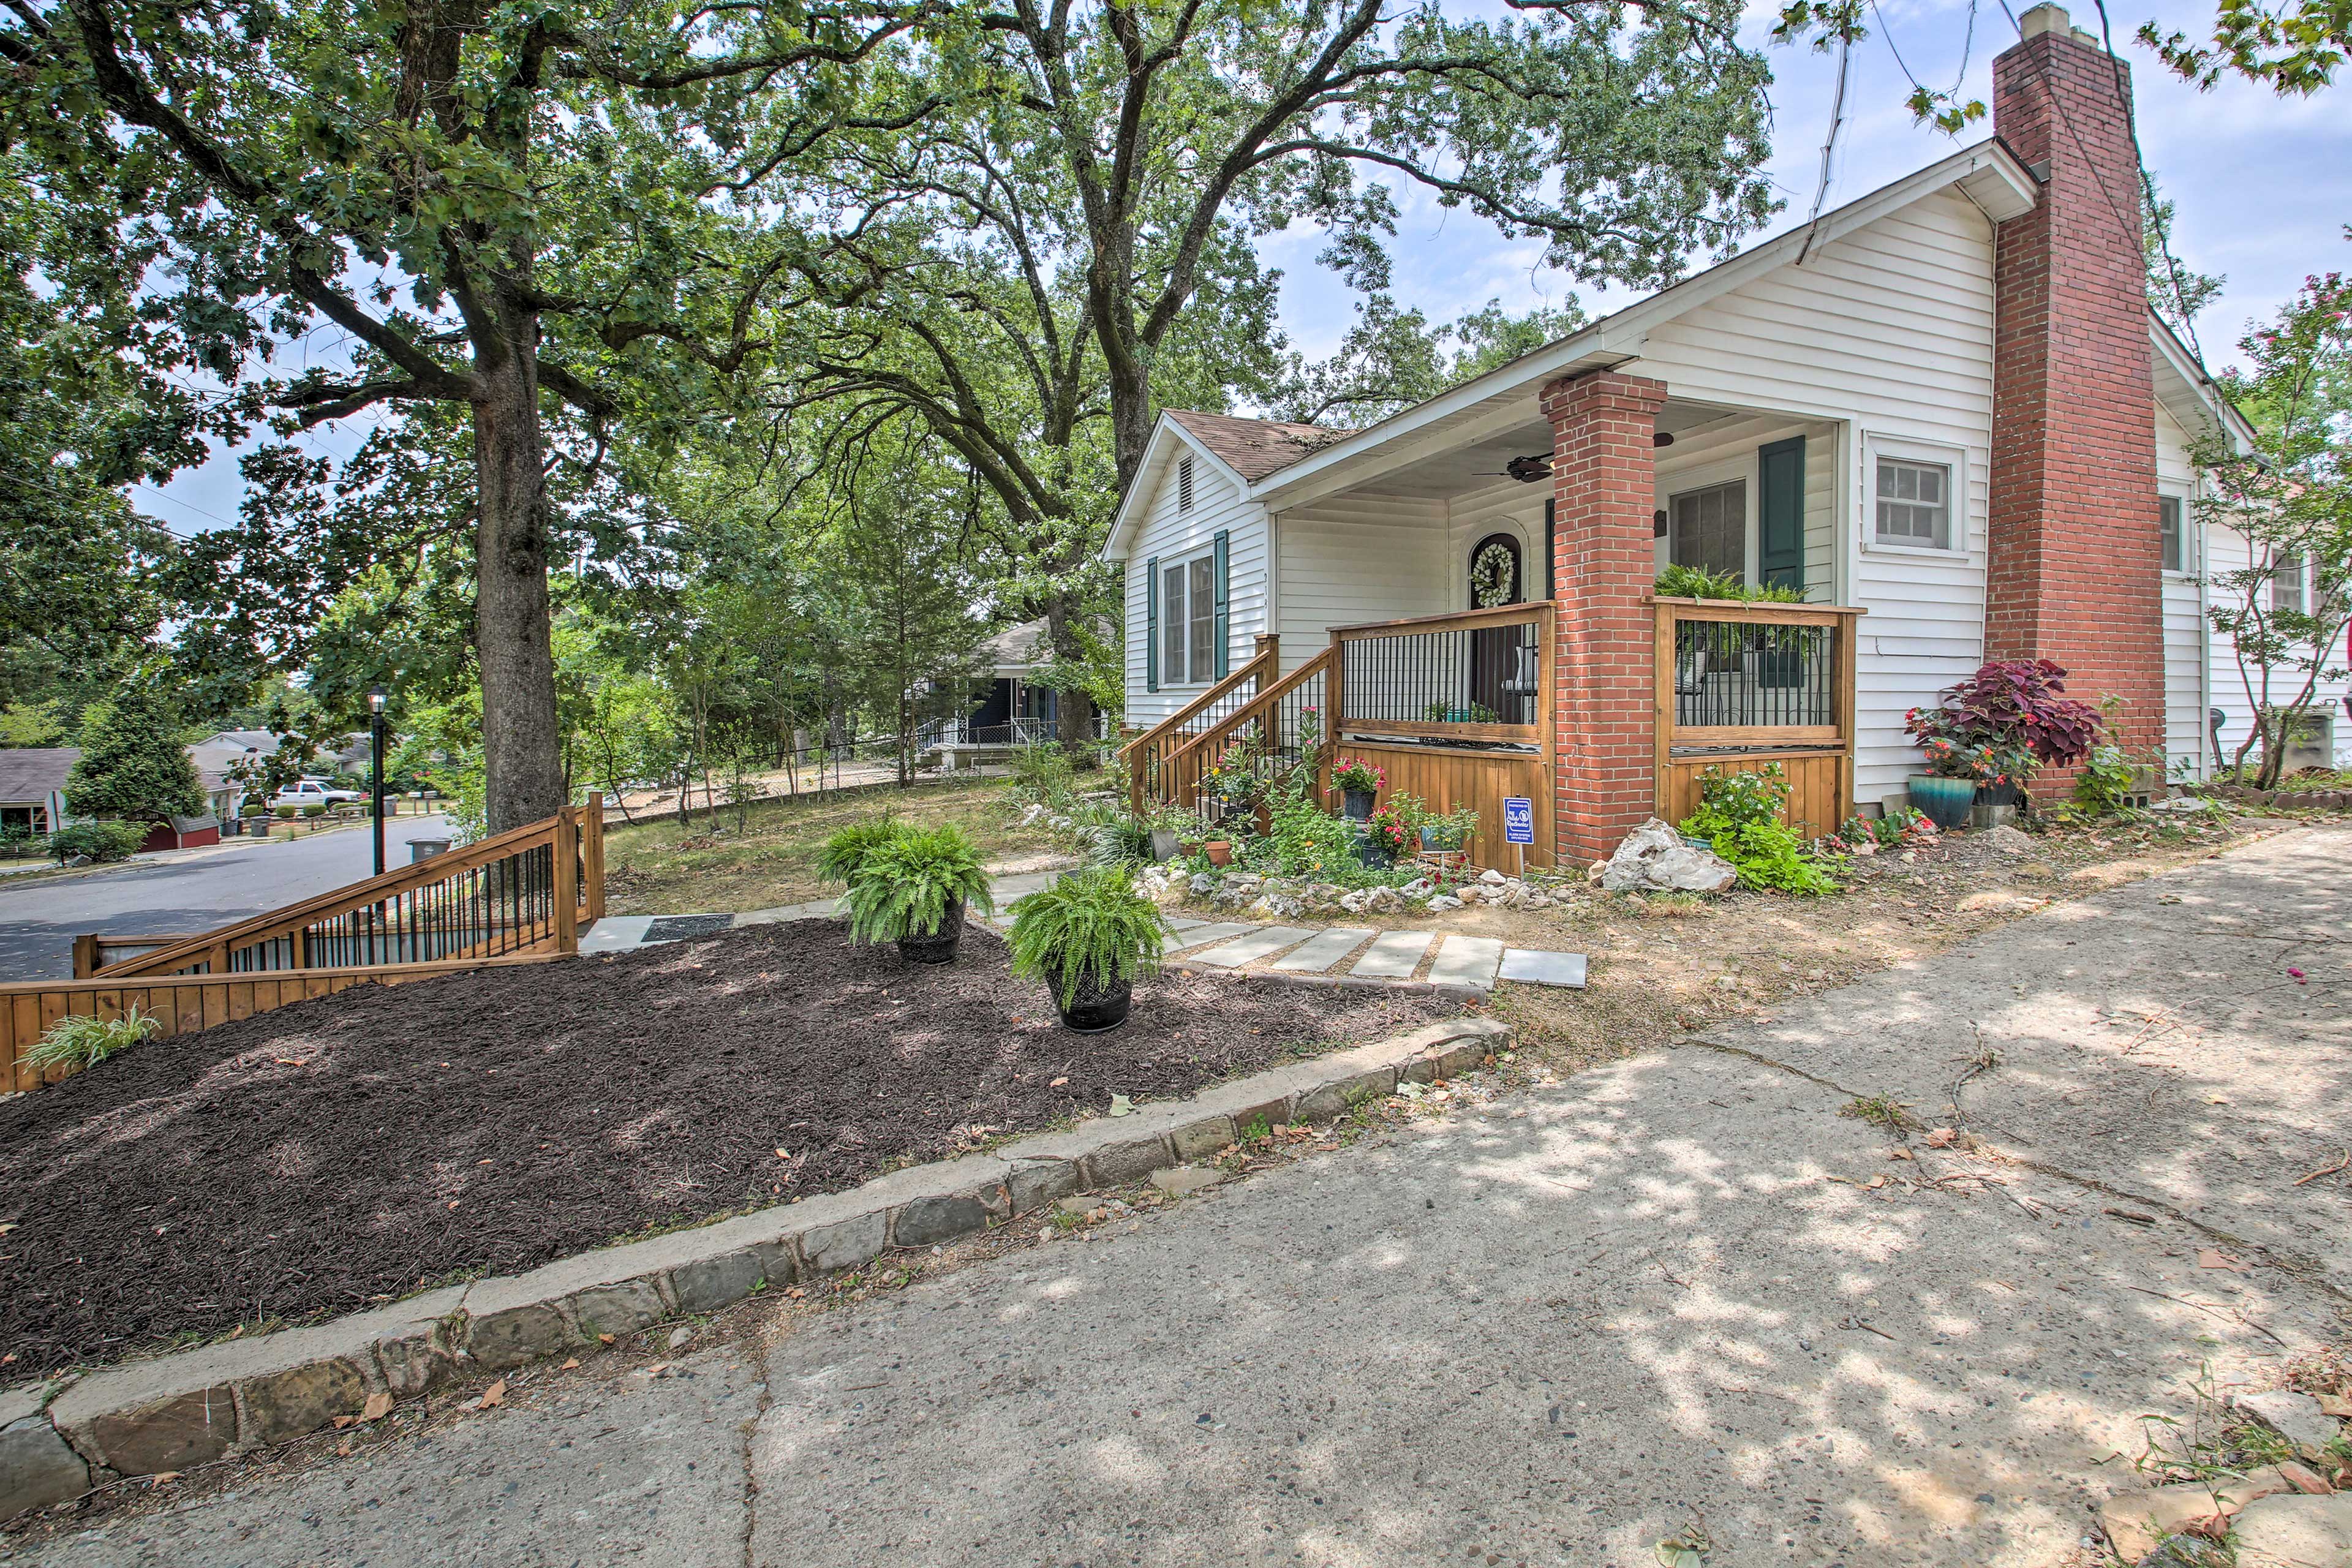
[0,815,450,981]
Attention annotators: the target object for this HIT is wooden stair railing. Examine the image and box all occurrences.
[80,796,606,981]
[1121,636,1281,815]
[1165,648,1335,819]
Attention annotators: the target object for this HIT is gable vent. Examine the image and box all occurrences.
[1177,455,1196,513]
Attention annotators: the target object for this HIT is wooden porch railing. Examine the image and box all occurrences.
[1651,597,1864,837]
[77,796,606,981]
[1121,636,1284,817]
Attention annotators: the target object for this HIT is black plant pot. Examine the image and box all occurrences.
[1978,780,2024,809]
[1341,788,1376,821]
[1054,967,1134,1033]
[1355,837,1395,870]
[896,899,966,965]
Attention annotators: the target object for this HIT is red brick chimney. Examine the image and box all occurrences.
[1987,3,2165,764]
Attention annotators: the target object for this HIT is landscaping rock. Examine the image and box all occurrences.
[1598,818,1736,895]
[1169,1114,1235,1162]
[2102,1485,2231,1561]
[2231,1492,2352,1567]
[891,1191,996,1248]
[0,1416,87,1518]
[1006,1158,1081,1214]
[801,1210,887,1274]
[1149,1166,1228,1197]
[1363,886,1406,914]
[239,1356,368,1447]
[1479,868,1506,885]
[1986,824,2034,854]
[1427,894,1463,912]
[1337,891,1367,914]
[2236,1390,2339,1458]
[1189,872,1216,895]
[1082,1133,1175,1189]
[1399,877,1433,898]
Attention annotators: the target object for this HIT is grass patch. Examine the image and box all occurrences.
[603,777,1058,916]
[1839,1095,1918,1134]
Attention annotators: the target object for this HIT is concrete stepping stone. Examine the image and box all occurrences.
[1269,928,1374,973]
[1167,921,1257,953]
[1428,935,1504,989]
[1348,930,1433,979]
[1498,949,1588,989]
[1166,916,1213,932]
[1186,926,1317,969]
[577,914,654,955]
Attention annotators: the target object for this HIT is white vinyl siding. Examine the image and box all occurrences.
[2155,406,2208,778]
[1275,494,1452,678]
[1650,416,1839,600]
[2203,522,2352,771]
[1121,437,1267,725]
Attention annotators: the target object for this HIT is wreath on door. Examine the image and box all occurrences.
[1470,541,1518,608]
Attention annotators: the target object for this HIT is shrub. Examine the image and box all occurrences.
[1655,564,1805,604]
[1007,865,1170,1008]
[1260,782,1356,877]
[1906,660,2100,784]
[818,819,907,884]
[46,821,146,863]
[275,805,297,819]
[1084,817,1157,869]
[301,804,327,819]
[1680,765,1841,895]
[26,1006,162,1074]
[842,824,993,943]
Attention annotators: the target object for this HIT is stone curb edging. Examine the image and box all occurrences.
[0,1016,1510,1522]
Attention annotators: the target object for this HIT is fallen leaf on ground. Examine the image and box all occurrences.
[1109,1094,1133,1117]
[361,1391,393,1420]
[598,1333,614,1344]
[478,1380,506,1408]
[560,1358,581,1370]
[2197,1248,2251,1272]
[1049,1076,1068,1087]
[1923,1127,1958,1148]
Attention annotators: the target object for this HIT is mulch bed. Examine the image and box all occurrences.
[0,921,1453,1373]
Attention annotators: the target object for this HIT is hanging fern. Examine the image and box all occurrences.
[1006,866,1170,1008]
[842,825,994,943]
[818,818,907,884]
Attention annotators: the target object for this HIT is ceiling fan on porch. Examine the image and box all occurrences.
[1480,432,1676,484]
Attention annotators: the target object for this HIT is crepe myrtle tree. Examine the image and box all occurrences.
[2190,266,2352,787]
[0,0,938,832]
[761,0,1776,739]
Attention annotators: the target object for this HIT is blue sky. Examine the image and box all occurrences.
[147,0,2350,536]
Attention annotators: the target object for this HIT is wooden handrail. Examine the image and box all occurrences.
[95,796,602,980]
[1333,718,1541,745]
[1330,602,1549,639]
[1168,647,1335,771]
[1115,638,1281,764]
[1644,595,1868,626]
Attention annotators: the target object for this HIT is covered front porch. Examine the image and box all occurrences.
[1124,375,1868,867]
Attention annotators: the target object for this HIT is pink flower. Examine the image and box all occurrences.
[2288,967,2306,982]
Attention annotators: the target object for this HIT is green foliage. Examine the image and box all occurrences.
[1008,744,1078,803]
[1680,764,1841,895]
[1421,699,1499,723]
[26,1006,161,1074]
[2073,701,2150,818]
[1417,804,1482,851]
[1260,785,1358,878]
[1084,818,1158,870]
[842,825,995,944]
[1654,564,1804,603]
[46,820,146,863]
[818,820,910,885]
[2139,0,2351,96]
[1007,866,1170,1009]
[67,688,204,824]
[0,699,72,748]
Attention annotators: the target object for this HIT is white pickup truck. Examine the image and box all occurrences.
[269,779,364,810]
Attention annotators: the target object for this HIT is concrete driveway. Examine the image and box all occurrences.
[17,828,2347,1568]
[0,816,449,981]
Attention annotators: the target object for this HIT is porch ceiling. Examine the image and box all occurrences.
[1312,398,1752,507]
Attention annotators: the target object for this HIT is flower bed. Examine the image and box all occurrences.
[0,921,1453,1374]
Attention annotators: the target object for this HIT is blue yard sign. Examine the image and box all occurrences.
[1502,797,1534,845]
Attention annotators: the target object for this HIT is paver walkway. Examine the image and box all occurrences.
[584,867,1588,991]
[30,827,2348,1568]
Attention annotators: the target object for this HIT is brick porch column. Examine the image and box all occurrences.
[1544,369,1669,864]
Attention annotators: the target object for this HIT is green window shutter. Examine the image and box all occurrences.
[1145,556,1160,693]
[1758,437,1806,591]
[1542,499,1556,598]
[1213,530,1231,679]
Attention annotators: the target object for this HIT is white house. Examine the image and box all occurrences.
[1106,4,2313,867]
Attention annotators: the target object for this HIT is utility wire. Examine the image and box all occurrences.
[1796,28,1853,266]
[2085,0,2211,362]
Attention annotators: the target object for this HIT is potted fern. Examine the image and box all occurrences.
[1007,865,1170,1031]
[818,818,907,884]
[842,824,994,963]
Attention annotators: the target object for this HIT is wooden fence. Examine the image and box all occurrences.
[7,799,606,1095]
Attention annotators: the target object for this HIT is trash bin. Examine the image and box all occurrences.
[409,837,453,864]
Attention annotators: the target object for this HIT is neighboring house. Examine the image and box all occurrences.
[0,749,77,837]
[924,619,1112,752]
[1109,4,2285,867]
[190,728,372,784]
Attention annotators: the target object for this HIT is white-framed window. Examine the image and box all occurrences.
[1159,549,1218,684]
[1667,480,1747,579]
[1177,455,1196,513]
[2273,551,2308,614]
[1875,458,1953,548]
[2158,494,2188,574]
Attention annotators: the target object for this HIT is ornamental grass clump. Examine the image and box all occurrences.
[842,824,994,957]
[27,1006,162,1075]
[1006,865,1170,1015]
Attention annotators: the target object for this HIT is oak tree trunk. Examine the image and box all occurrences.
[470,304,567,835]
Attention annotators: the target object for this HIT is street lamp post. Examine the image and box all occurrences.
[369,685,388,876]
